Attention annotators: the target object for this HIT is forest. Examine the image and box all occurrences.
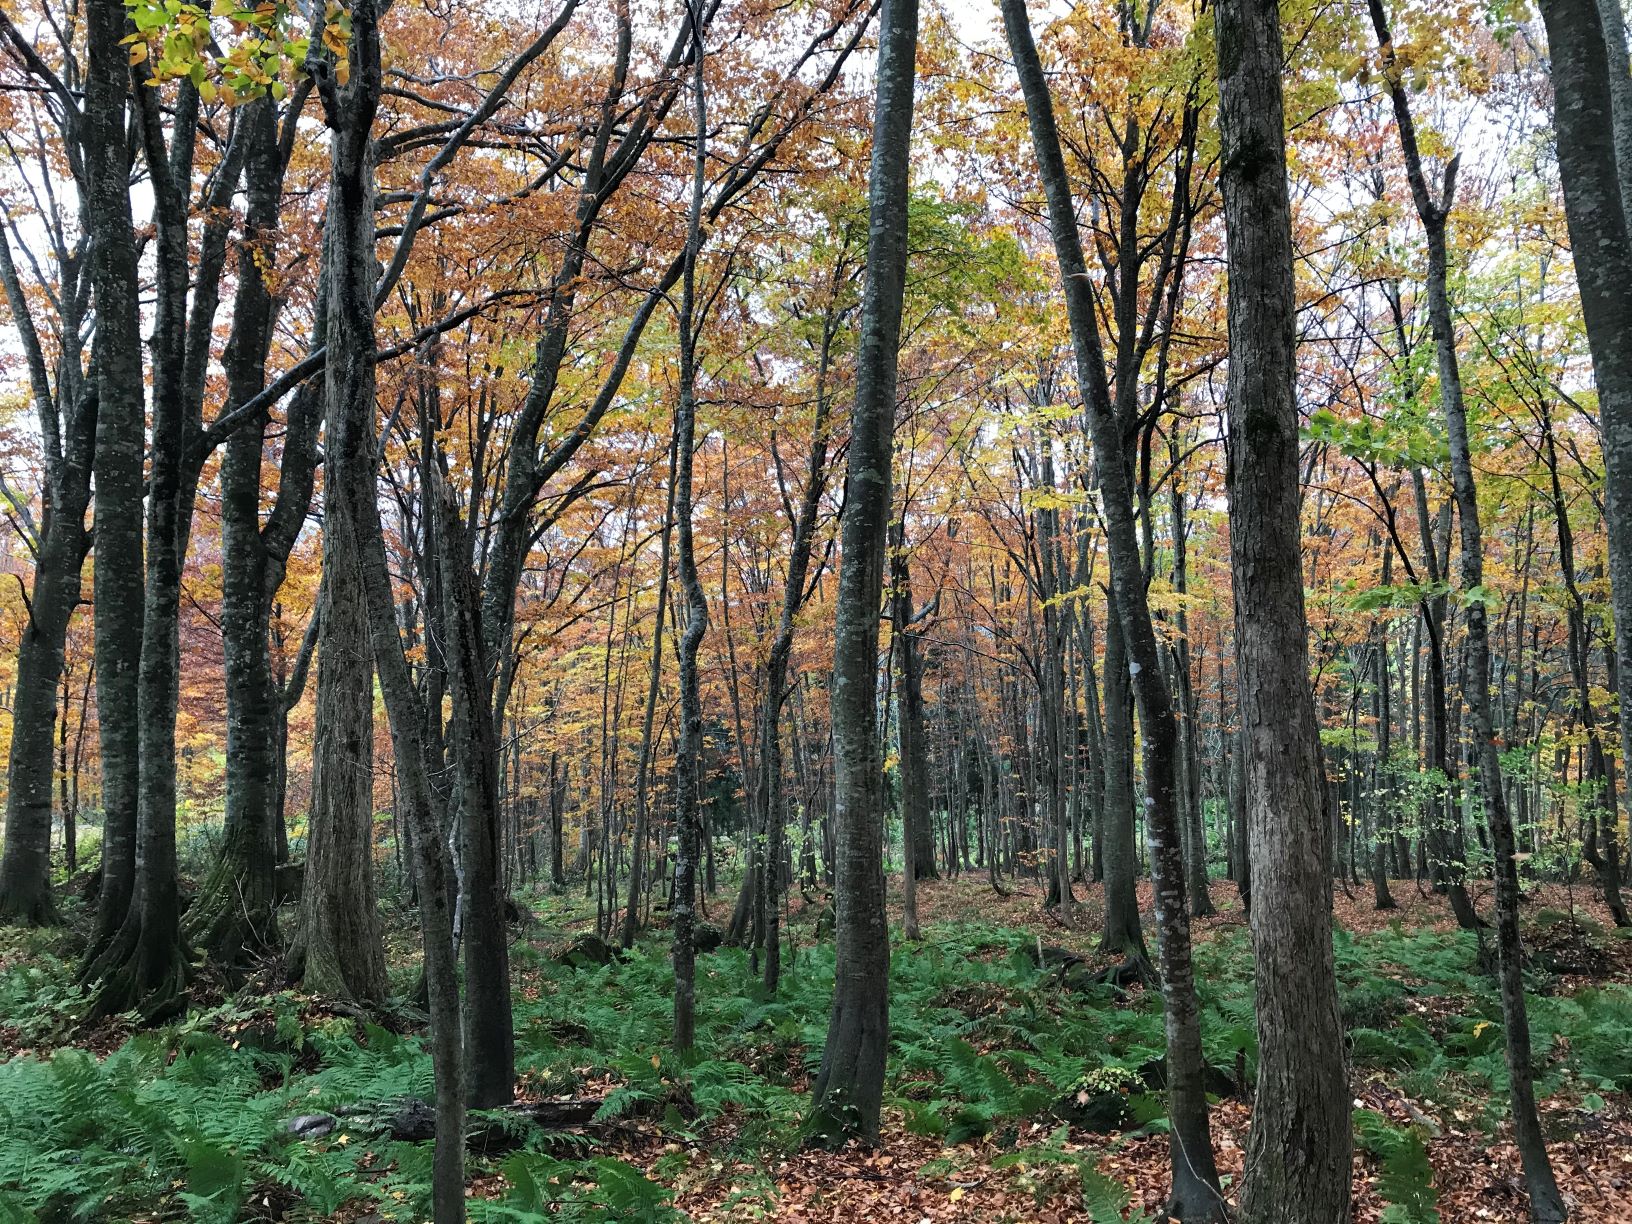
[0,0,1630,1217]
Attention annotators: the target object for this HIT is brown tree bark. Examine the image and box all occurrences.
[1216,0,1353,1215]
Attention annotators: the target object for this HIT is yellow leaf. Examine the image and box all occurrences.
[129,42,149,64]
[949,1188,965,1202]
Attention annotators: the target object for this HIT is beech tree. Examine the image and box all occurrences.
[1001,0,1223,1213]
[807,0,919,1147]
[0,10,95,926]
[1214,0,1352,1214]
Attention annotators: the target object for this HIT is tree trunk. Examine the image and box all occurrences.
[1371,5,1566,1212]
[1002,2,1222,1213]
[623,430,677,950]
[1170,463,1212,917]
[0,493,87,925]
[760,306,841,987]
[1099,613,1147,958]
[438,473,515,1106]
[0,118,94,927]
[892,538,926,942]
[189,97,303,969]
[311,7,468,1212]
[1216,0,1353,1214]
[1372,560,1399,911]
[293,512,389,1004]
[671,0,709,1054]
[807,0,918,1147]
[83,0,146,966]
[1541,0,1632,953]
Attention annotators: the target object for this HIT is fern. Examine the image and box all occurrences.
[1354,1109,1441,1224]
[482,1151,679,1222]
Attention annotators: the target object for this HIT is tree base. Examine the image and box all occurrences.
[184,863,279,977]
[84,920,190,1023]
[0,886,62,928]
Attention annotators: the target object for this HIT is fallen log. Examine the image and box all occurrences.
[285,1095,633,1152]
[389,1095,611,1143]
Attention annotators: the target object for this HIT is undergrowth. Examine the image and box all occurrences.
[0,910,1625,1221]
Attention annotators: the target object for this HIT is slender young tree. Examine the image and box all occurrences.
[623,431,678,951]
[891,527,927,943]
[758,278,847,988]
[807,0,920,1147]
[1001,2,1222,1214]
[1370,5,1566,1215]
[671,0,709,1054]
[1214,0,1353,1215]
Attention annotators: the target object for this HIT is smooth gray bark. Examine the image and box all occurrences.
[1545,0,1632,954]
[1371,3,1566,1213]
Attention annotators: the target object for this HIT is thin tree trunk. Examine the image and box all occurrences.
[671,0,709,1053]
[1373,547,1399,911]
[1370,6,1566,1212]
[807,0,918,1146]
[1002,2,1222,1213]
[623,430,677,949]
[892,534,926,942]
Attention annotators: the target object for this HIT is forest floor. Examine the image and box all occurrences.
[585,875,1632,1223]
[0,870,1629,1222]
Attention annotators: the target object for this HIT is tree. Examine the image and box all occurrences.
[188,92,323,970]
[0,21,96,924]
[806,0,920,1147]
[305,0,467,1212]
[80,0,158,1012]
[1001,0,1222,1214]
[1213,0,1353,1214]
[1538,0,1632,955]
[1368,4,1566,1214]
[671,0,709,1053]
